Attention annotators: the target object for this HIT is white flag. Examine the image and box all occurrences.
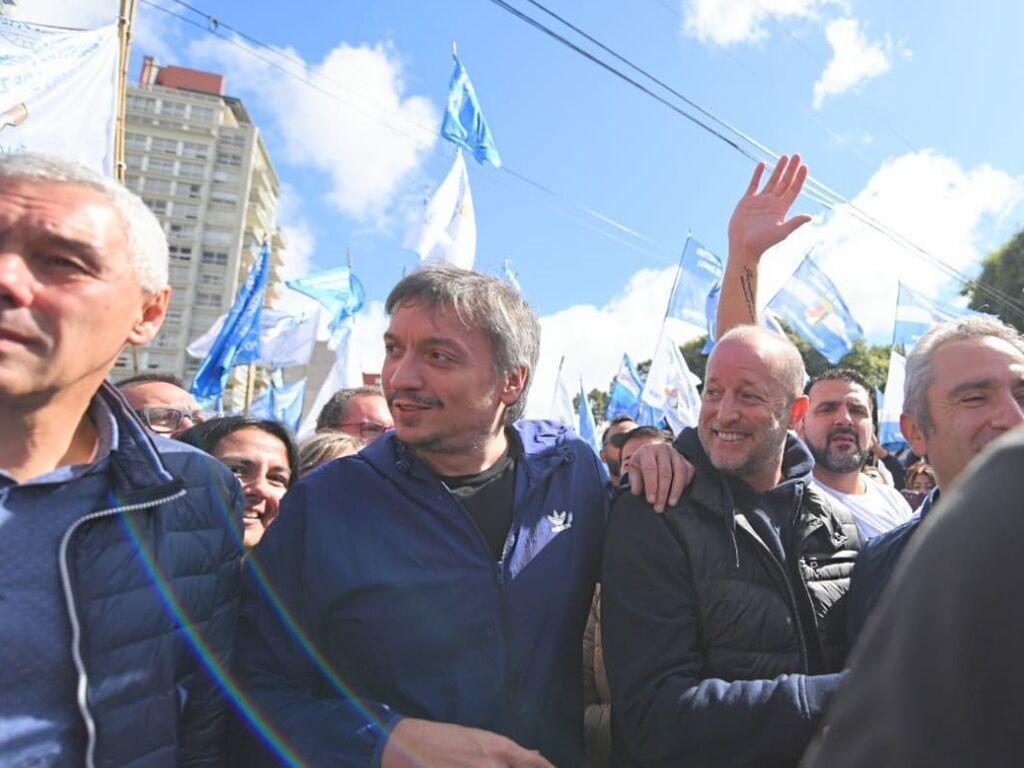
[878,351,907,448]
[186,308,320,369]
[641,332,702,434]
[0,18,119,174]
[550,367,577,429]
[403,150,477,270]
[297,318,364,438]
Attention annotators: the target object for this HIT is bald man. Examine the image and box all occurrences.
[602,326,863,768]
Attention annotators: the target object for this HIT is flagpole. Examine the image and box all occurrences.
[551,354,566,413]
[116,0,140,374]
[663,232,691,323]
[243,363,256,415]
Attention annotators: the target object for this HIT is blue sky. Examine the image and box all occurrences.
[21,0,1024,412]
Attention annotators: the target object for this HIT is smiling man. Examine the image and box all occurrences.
[235,266,636,767]
[602,325,863,768]
[0,154,243,765]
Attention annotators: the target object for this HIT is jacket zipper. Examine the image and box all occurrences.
[58,488,187,768]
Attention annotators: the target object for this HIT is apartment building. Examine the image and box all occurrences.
[116,57,285,392]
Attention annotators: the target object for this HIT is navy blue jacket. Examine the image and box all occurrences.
[846,489,938,647]
[62,384,244,767]
[234,421,608,767]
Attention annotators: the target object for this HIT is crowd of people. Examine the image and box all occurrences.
[2,149,1022,768]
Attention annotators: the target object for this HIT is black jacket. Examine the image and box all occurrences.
[603,429,862,768]
[802,426,1024,768]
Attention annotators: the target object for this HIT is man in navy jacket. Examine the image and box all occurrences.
[235,266,686,767]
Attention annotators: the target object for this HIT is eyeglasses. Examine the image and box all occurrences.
[336,421,391,439]
[136,407,204,433]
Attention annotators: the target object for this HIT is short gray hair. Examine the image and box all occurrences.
[316,386,383,432]
[904,315,1024,435]
[715,325,807,403]
[385,265,541,423]
[0,153,168,291]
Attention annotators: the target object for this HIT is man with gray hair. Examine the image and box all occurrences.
[603,326,863,768]
[0,153,243,764]
[235,264,686,767]
[844,315,1024,645]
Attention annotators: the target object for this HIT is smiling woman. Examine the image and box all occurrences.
[177,416,299,548]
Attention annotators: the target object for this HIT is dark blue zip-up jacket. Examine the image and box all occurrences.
[233,420,608,767]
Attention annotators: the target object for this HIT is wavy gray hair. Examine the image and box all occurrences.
[385,265,541,424]
[904,315,1024,435]
[0,152,168,291]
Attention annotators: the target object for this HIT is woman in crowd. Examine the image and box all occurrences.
[179,416,298,548]
[297,430,363,477]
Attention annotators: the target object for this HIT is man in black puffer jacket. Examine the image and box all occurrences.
[0,154,243,767]
[603,326,862,768]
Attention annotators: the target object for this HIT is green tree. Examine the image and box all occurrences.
[965,228,1024,332]
[572,388,609,424]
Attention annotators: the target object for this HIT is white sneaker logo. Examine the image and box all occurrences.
[548,510,572,533]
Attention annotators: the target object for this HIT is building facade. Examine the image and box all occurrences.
[116,58,285,389]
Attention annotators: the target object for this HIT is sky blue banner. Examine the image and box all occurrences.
[192,243,271,398]
[441,55,501,167]
[287,267,365,344]
[767,254,863,365]
[577,381,602,455]
[666,237,724,330]
[877,352,909,451]
[250,375,306,433]
[893,282,984,348]
[605,353,643,420]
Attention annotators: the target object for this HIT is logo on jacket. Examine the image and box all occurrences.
[547,510,572,533]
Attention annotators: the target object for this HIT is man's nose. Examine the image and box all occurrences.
[991,390,1024,431]
[0,251,35,307]
[386,350,423,391]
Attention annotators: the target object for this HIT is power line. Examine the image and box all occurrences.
[484,0,1024,323]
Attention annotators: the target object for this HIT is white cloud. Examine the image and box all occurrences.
[812,18,908,108]
[275,184,314,280]
[190,36,439,224]
[683,0,832,46]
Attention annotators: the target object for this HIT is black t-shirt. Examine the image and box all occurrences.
[440,448,517,561]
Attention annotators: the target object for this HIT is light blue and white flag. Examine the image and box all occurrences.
[878,350,908,451]
[640,332,702,435]
[893,282,983,348]
[666,238,724,330]
[187,308,319,369]
[0,18,118,174]
[550,362,577,429]
[441,54,501,167]
[577,380,601,455]
[702,283,785,355]
[502,258,521,292]
[250,371,306,433]
[297,317,364,438]
[286,267,365,350]
[404,150,477,270]
[605,353,643,421]
[191,244,271,399]
[767,254,863,365]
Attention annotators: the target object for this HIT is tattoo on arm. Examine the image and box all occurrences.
[740,266,757,323]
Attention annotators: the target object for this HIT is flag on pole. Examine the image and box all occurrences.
[297,318,365,438]
[286,267,365,350]
[640,332,702,434]
[550,361,577,429]
[250,372,307,433]
[605,354,643,421]
[577,380,601,454]
[404,151,477,270]
[0,18,119,174]
[893,282,984,348]
[878,351,908,451]
[502,258,521,292]
[191,244,271,399]
[666,238,724,330]
[441,54,501,167]
[767,254,863,364]
[187,308,319,369]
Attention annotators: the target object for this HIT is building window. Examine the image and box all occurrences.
[151,137,178,155]
[125,132,147,150]
[127,95,156,113]
[126,153,144,171]
[167,308,184,324]
[182,141,209,159]
[168,223,197,239]
[196,291,221,308]
[199,271,224,287]
[169,245,192,261]
[174,203,200,220]
[190,105,215,123]
[210,188,238,206]
[146,156,174,174]
[160,100,187,117]
[219,133,246,148]
[170,265,191,284]
[215,151,242,167]
[142,198,168,215]
[142,177,172,194]
[179,161,205,178]
[182,183,203,199]
[203,229,233,247]
[201,250,229,265]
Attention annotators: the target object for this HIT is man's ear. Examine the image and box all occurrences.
[900,412,929,458]
[498,365,529,409]
[788,395,809,430]
[126,286,171,347]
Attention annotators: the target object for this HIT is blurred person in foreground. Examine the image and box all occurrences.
[844,316,1024,645]
[178,416,297,549]
[0,153,242,765]
[297,430,363,477]
[117,371,204,437]
[603,325,863,768]
[233,265,690,768]
[801,426,1024,767]
[315,385,393,443]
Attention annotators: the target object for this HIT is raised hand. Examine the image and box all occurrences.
[728,154,812,261]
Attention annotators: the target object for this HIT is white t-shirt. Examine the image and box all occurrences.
[813,476,913,541]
